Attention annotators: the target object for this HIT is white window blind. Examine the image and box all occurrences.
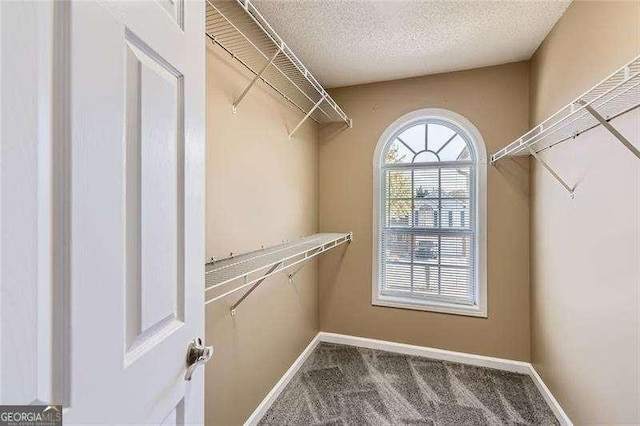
[380,120,476,307]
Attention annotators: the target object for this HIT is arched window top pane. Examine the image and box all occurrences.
[385,140,414,164]
[383,121,474,165]
[398,123,425,153]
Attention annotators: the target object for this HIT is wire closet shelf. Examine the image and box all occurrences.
[205,233,352,314]
[205,0,352,132]
[491,55,640,164]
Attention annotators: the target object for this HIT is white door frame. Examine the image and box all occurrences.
[1,0,71,406]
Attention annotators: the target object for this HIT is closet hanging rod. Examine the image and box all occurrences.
[490,54,640,197]
[491,54,640,164]
[204,233,352,314]
[206,33,311,119]
[205,0,352,129]
[206,3,325,119]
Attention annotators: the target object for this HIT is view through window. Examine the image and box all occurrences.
[378,119,478,310]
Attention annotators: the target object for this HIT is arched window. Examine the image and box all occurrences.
[373,109,487,317]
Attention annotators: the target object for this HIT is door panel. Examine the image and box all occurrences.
[124,31,185,351]
[64,1,205,424]
[157,0,184,30]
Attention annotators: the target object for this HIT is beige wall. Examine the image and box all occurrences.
[529,1,640,424]
[318,62,532,361]
[205,44,319,426]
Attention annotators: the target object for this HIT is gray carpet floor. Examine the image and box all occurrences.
[258,343,559,425]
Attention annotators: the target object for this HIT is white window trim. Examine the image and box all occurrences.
[372,108,488,318]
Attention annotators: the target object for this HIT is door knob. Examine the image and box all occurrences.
[184,337,213,381]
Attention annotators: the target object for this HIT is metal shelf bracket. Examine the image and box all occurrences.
[524,143,575,199]
[233,48,281,113]
[230,262,282,315]
[289,94,326,139]
[577,100,640,160]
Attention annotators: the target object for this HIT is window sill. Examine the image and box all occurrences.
[372,295,487,318]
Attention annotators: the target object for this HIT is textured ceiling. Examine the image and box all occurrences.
[252,0,571,88]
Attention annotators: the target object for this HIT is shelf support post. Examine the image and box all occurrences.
[289,94,326,139]
[524,144,575,198]
[230,262,282,316]
[578,101,640,160]
[232,48,281,113]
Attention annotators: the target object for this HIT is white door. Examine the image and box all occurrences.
[0,0,207,424]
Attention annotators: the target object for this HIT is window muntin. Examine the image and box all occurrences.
[380,119,477,308]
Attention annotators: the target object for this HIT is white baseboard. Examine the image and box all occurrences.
[243,335,321,426]
[244,331,572,426]
[526,363,573,426]
[319,332,532,374]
